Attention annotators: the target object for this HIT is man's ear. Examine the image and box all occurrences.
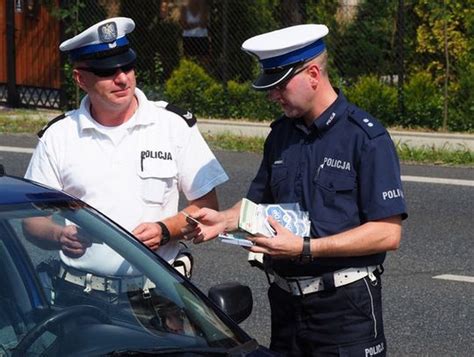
[308,64,320,88]
[73,69,86,90]
[307,63,320,79]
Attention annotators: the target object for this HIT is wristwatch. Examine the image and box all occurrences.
[157,221,171,246]
[299,236,312,263]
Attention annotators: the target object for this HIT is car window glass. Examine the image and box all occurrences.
[0,201,246,355]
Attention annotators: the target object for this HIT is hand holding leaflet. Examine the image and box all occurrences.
[239,198,311,237]
[219,198,311,248]
[239,198,275,237]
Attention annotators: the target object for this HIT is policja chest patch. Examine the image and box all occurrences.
[140,150,173,171]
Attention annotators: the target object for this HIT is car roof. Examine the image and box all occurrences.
[0,174,73,205]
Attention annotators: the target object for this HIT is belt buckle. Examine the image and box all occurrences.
[286,278,304,296]
[301,276,324,295]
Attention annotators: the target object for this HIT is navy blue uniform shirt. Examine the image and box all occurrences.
[247,90,407,277]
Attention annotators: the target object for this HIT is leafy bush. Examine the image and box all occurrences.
[164,59,216,114]
[164,59,280,121]
[403,71,443,129]
[345,75,398,126]
[202,82,228,119]
[226,81,280,121]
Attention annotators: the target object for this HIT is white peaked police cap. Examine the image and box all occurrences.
[241,24,329,90]
[59,17,136,69]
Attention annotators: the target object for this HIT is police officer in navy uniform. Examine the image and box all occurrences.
[193,24,407,356]
[24,17,228,306]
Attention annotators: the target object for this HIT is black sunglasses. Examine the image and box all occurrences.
[76,62,135,78]
[272,65,309,91]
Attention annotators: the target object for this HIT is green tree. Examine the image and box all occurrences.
[306,0,398,80]
[414,0,473,130]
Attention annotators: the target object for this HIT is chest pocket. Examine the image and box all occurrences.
[313,169,357,223]
[270,164,289,201]
[138,161,177,205]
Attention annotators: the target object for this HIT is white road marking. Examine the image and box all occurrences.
[402,175,474,187]
[433,274,474,283]
[0,146,34,154]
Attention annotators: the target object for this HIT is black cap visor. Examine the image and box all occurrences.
[252,65,297,91]
[81,48,136,70]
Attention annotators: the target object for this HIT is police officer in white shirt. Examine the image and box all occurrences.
[24,17,228,285]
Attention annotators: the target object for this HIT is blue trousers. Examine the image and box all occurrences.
[268,275,386,356]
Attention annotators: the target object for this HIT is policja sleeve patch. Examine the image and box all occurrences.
[37,113,67,138]
[347,106,386,139]
[154,101,197,127]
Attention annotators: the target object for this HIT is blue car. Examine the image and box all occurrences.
[0,166,274,356]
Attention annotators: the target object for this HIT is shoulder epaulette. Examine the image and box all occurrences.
[347,106,386,139]
[154,101,196,127]
[37,113,67,138]
[270,115,287,129]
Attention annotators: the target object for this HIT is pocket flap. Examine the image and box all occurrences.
[138,162,177,179]
[315,170,356,191]
[271,165,288,186]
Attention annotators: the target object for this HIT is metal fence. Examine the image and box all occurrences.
[73,0,405,85]
[10,0,474,131]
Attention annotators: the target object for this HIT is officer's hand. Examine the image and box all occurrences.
[180,218,199,242]
[58,225,92,258]
[132,222,163,251]
[248,217,303,258]
[192,208,226,244]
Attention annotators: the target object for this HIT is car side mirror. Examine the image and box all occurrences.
[208,282,253,324]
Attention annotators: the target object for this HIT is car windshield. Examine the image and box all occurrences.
[0,198,249,356]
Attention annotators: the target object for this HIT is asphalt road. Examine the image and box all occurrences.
[1,134,473,356]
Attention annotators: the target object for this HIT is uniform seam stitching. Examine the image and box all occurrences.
[363,277,377,339]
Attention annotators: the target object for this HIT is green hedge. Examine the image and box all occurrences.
[164,59,215,115]
[164,59,280,121]
[63,56,472,131]
[164,59,473,131]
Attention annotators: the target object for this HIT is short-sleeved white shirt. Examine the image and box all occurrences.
[25,88,228,276]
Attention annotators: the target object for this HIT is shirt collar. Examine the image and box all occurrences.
[291,88,348,136]
[312,88,348,134]
[77,88,153,132]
